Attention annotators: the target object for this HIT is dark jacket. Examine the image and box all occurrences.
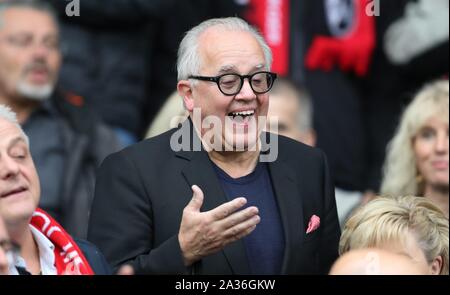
[48,0,177,137]
[88,120,340,274]
[75,239,112,275]
[48,91,120,239]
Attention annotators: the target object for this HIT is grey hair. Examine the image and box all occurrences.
[177,17,273,81]
[270,78,314,132]
[0,0,59,29]
[381,80,449,197]
[0,104,29,145]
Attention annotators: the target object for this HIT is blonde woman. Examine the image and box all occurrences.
[381,80,449,217]
[340,196,448,275]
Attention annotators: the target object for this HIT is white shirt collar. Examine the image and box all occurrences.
[8,225,57,275]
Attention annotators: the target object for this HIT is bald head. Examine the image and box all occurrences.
[330,248,429,275]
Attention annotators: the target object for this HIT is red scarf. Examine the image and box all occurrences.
[244,0,290,76]
[30,208,94,275]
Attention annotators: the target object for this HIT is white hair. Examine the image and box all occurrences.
[0,104,29,145]
[177,17,273,81]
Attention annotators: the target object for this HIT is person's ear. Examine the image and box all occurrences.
[430,255,443,275]
[177,80,194,112]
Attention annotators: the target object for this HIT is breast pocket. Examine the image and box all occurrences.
[303,229,320,244]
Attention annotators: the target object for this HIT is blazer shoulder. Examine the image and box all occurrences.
[119,127,178,160]
[277,134,324,162]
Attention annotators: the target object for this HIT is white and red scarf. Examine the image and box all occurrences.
[30,208,94,275]
[244,0,290,76]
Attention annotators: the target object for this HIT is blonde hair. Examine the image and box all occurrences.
[340,196,449,275]
[381,80,449,196]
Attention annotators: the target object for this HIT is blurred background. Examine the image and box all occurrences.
[0,0,448,237]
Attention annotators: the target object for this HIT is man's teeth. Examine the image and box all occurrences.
[229,111,255,117]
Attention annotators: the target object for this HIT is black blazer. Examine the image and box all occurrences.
[88,120,340,274]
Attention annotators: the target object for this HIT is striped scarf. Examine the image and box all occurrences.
[30,208,94,275]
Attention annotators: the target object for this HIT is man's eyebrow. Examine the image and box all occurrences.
[8,137,27,149]
[217,64,267,75]
[217,65,237,74]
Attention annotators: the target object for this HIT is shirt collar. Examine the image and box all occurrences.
[8,225,57,275]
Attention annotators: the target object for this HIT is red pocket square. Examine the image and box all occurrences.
[306,215,320,234]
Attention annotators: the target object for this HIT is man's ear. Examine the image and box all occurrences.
[177,80,194,112]
[430,255,443,275]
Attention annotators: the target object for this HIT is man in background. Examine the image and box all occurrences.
[0,0,119,239]
[266,78,316,146]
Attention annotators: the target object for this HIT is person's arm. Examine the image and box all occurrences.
[87,151,189,274]
[318,152,341,274]
[88,149,260,274]
[384,0,449,65]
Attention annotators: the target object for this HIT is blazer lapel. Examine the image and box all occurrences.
[176,121,251,274]
[267,150,304,274]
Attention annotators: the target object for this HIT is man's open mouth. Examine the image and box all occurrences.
[227,110,255,122]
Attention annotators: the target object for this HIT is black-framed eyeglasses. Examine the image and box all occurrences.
[188,71,277,96]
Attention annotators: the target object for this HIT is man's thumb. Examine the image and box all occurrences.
[187,185,204,211]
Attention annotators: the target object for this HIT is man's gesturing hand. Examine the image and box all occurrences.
[178,185,260,266]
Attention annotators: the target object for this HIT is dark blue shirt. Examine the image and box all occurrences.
[212,161,285,275]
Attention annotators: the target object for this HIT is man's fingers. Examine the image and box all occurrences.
[209,197,247,220]
[186,185,204,212]
[224,215,260,243]
[219,206,259,229]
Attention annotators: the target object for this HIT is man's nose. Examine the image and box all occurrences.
[31,42,52,60]
[235,79,256,100]
[0,156,20,180]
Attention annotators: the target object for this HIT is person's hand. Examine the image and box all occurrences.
[384,0,449,65]
[62,262,81,275]
[116,264,134,275]
[178,185,260,266]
